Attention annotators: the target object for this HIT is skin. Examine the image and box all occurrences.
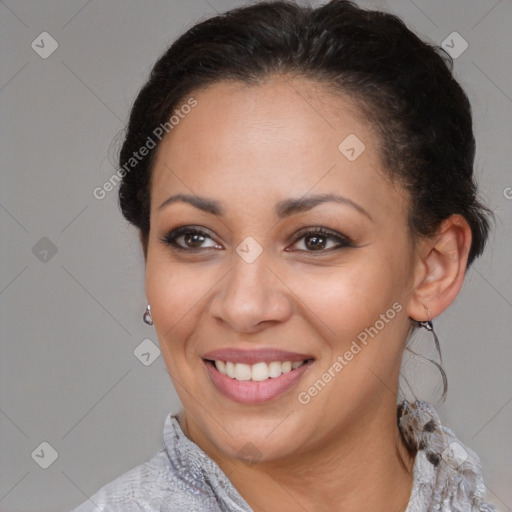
[143,75,471,512]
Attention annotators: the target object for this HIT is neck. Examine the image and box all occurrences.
[180,398,416,512]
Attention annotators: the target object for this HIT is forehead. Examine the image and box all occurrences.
[149,76,406,224]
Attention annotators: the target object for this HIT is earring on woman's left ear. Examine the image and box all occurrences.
[417,308,433,332]
[414,306,447,400]
[417,307,442,364]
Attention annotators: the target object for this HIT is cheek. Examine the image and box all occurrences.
[295,263,408,401]
[293,257,400,343]
[145,256,211,351]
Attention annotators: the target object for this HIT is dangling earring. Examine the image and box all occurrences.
[417,306,447,400]
[143,304,153,325]
[417,308,440,358]
[417,308,433,332]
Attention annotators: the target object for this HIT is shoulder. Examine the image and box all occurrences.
[399,400,497,512]
[71,448,221,512]
[71,413,251,512]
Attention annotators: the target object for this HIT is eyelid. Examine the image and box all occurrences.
[160,224,354,253]
[287,226,354,251]
[290,226,352,243]
[159,225,221,250]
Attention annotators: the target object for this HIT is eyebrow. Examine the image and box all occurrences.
[158,192,372,220]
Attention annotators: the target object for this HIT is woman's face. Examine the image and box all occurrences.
[145,76,419,463]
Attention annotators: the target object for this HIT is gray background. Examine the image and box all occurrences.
[0,0,510,510]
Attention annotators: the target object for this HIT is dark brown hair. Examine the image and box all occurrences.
[118,0,491,264]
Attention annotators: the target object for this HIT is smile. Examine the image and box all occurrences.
[213,359,308,381]
[202,348,315,404]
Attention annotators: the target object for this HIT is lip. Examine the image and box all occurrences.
[203,354,315,405]
[202,348,314,365]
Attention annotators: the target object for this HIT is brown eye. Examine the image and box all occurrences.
[289,227,353,253]
[303,233,328,251]
[160,227,221,250]
[183,232,207,248]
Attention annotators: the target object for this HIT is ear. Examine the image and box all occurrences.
[406,214,472,321]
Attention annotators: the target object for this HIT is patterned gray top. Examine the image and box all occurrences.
[72,400,496,511]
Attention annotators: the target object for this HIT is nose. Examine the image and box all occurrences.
[208,250,293,334]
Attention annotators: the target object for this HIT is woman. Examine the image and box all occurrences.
[74,1,496,510]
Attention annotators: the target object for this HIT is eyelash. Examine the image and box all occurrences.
[289,227,354,252]
[159,225,354,253]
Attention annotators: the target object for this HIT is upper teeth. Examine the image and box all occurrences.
[215,360,305,381]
